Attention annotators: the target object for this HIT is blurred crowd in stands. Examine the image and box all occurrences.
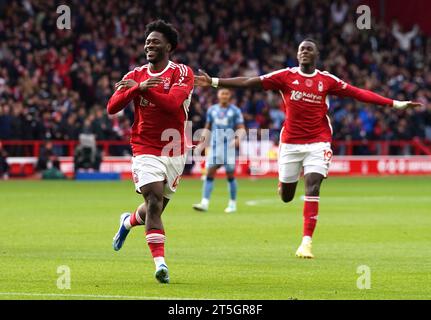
[0,0,430,157]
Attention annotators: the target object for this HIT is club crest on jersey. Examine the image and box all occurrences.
[318,81,323,92]
[305,79,313,87]
[162,77,171,90]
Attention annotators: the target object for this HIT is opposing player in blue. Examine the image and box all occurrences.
[193,88,246,213]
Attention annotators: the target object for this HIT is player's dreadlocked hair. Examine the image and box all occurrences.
[144,20,179,52]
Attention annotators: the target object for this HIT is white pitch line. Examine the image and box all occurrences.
[245,196,431,206]
[245,199,291,206]
[0,292,200,300]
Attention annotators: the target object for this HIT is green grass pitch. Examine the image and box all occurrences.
[0,176,430,300]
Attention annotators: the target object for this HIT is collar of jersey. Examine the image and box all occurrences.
[297,68,318,77]
[147,61,172,77]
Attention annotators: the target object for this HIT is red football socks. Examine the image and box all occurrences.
[129,210,144,227]
[146,229,165,258]
[303,196,319,237]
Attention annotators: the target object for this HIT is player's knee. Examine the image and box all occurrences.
[279,185,295,202]
[280,192,294,203]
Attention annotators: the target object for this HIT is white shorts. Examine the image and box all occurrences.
[131,154,186,199]
[278,142,333,183]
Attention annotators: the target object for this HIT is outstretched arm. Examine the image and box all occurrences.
[194,69,262,89]
[332,83,422,110]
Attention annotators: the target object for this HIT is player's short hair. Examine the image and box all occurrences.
[301,38,319,50]
[144,20,179,52]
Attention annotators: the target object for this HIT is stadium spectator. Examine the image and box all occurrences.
[41,158,67,180]
[0,141,9,179]
[425,105,431,140]
[36,141,57,172]
[330,0,349,25]
[392,22,419,51]
[74,134,102,172]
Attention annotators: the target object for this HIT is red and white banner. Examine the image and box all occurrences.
[7,155,431,178]
[329,156,431,176]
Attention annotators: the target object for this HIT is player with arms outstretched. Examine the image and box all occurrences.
[193,88,246,213]
[195,39,421,258]
[107,20,194,283]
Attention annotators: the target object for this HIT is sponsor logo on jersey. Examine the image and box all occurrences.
[290,90,323,103]
[292,80,299,85]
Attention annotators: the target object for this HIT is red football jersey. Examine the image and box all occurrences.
[107,61,194,156]
[260,67,393,144]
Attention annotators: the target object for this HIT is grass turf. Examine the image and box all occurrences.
[0,176,430,300]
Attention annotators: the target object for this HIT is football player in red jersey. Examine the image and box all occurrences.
[107,20,194,283]
[195,39,421,259]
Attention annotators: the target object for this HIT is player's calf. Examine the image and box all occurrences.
[142,190,164,228]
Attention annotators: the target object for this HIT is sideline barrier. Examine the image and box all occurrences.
[6,156,431,178]
[1,139,430,157]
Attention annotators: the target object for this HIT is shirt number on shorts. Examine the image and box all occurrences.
[172,176,180,189]
[133,170,139,183]
[323,149,333,162]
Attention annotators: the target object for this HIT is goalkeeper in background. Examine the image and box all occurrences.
[193,88,246,213]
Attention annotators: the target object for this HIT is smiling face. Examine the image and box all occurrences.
[144,31,171,64]
[297,40,318,67]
